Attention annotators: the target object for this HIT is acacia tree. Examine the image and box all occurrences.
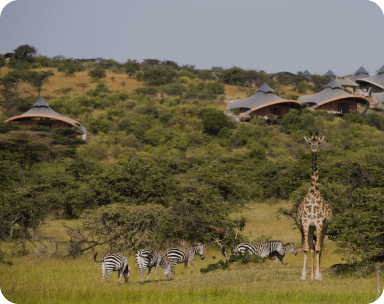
[0,70,24,101]
[24,70,54,97]
[13,44,37,63]
[0,131,53,254]
[124,59,141,77]
[88,66,106,81]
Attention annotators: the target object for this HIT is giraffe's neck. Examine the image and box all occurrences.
[310,151,319,191]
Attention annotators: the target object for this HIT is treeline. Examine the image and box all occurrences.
[1,44,334,103]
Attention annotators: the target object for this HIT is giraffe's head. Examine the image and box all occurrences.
[304,132,324,153]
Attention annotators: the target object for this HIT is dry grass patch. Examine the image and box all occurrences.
[0,67,143,99]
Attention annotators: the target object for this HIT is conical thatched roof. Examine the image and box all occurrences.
[4,97,86,134]
[349,66,369,82]
[355,65,384,90]
[323,70,336,78]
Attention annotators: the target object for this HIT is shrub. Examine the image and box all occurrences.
[88,66,106,80]
[201,108,230,135]
[143,65,177,86]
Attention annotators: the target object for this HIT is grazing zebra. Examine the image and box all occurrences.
[94,252,131,283]
[135,249,173,283]
[269,242,298,265]
[235,241,285,258]
[165,244,205,273]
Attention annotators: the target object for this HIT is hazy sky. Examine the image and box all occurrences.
[0,0,383,76]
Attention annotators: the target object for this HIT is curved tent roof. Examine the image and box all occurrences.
[303,70,311,77]
[355,65,384,89]
[372,92,384,104]
[4,97,86,134]
[336,77,358,87]
[349,66,369,82]
[227,83,300,112]
[297,79,367,107]
[323,70,336,78]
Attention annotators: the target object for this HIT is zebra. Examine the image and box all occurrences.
[94,252,131,283]
[269,242,298,265]
[135,249,173,283]
[165,244,205,273]
[235,241,285,258]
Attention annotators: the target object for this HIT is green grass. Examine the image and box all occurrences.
[0,202,382,304]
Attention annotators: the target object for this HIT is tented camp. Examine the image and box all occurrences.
[303,70,311,81]
[4,97,87,140]
[227,83,301,120]
[335,77,359,93]
[355,65,384,94]
[323,70,336,78]
[297,79,369,114]
[348,66,369,82]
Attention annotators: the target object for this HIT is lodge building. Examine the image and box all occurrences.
[227,83,301,120]
[4,97,87,140]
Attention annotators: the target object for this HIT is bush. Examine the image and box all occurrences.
[161,84,187,97]
[201,108,230,135]
[143,65,177,86]
[134,87,158,96]
[219,67,246,85]
[88,66,106,80]
[0,54,5,68]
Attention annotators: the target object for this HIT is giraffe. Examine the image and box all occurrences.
[297,132,332,281]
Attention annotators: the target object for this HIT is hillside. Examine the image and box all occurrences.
[1,54,384,303]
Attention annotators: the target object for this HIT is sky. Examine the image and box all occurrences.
[0,0,383,76]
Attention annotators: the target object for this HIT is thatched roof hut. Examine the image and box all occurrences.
[4,97,87,139]
[227,83,301,120]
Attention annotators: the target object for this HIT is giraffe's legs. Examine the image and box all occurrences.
[310,249,315,281]
[315,223,324,281]
[301,224,309,281]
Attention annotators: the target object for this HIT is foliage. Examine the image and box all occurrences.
[76,83,89,91]
[219,67,246,85]
[8,44,37,69]
[0,70,24,101]
[0,54,5,68]
[292,72,306,89]
[328,188,384,266]
[54,87,73,95]
[82,203,168,249]
[134,86,158,96]
[143,65,177,86]
[124,59,141,77]
[280,109,315,134]
[57,58,84,76]
[201,108,231,135]
[88,66,107,80]
[24,70,55,97]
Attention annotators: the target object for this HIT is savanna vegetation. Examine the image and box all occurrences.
[0,45,383,303]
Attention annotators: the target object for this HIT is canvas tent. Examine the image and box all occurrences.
[4,97,87,140]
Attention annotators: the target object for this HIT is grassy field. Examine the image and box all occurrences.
[0,201,381,304]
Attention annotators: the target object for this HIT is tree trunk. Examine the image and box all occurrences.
[21,218,26,255]
[9,214,21,242]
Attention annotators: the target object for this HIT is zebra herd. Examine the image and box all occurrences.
[94,241,297,284]
[234,241,297,265]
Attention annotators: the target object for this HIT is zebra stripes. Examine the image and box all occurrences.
[94,252,131,283]
[235,241,285,258]
[269,242,298,265]
[135,249,173,283]
[165,244,205,273]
